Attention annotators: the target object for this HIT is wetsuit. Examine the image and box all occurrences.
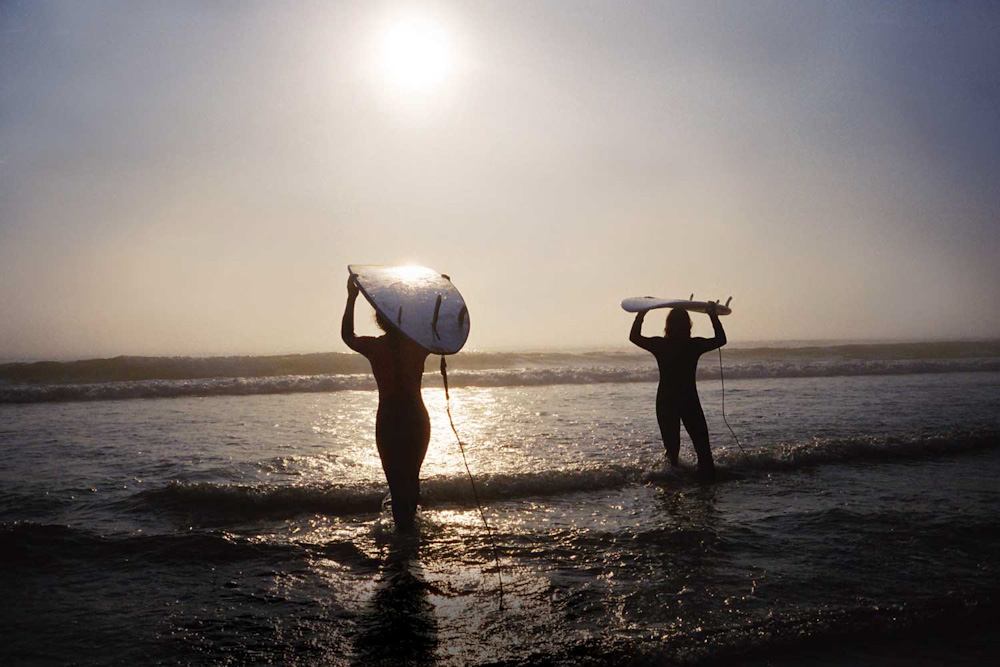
[344,284,430,530]
[630,310,726,481]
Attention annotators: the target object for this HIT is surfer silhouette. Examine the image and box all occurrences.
[343,276,431,531]
[630,302,726,482]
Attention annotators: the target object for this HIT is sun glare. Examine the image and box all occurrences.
[381,17,450,88]
[387,264,436,285]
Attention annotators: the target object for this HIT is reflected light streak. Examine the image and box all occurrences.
[423,387,497,478]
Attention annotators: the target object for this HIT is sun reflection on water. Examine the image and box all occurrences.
[423,386,498,479]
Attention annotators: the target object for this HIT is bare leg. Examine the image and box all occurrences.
[382,465,420,531]
[376,402,430,531]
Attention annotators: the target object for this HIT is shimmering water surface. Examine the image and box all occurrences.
[2,354,999,665]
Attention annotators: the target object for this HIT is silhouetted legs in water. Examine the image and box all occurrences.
[376,400,429,531]
[657,398,717,482]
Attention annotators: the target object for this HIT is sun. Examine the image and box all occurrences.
[381,17,451,88]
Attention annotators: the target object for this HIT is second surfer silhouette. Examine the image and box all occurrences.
[630,302,727,482]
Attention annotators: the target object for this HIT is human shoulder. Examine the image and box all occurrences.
[351,334,385,357]
[645,335,669,349]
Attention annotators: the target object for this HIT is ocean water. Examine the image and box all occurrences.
[1,343,999,665]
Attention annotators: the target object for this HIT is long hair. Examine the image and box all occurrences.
[665,308,692,339]
[374,310,397,336]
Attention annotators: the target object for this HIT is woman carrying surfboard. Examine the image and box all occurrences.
[629,302,726,482]
[342,276,430,531]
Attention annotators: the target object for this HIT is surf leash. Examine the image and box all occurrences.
[440,355,505,609]
[718,347,750,464]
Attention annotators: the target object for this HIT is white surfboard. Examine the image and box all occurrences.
[348,265,471,355]
[621,296,732,316]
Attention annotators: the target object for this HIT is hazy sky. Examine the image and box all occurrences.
[2,0,999,359]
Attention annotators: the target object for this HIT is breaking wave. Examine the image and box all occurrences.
[132,431,998,520]
[2,355,999,403]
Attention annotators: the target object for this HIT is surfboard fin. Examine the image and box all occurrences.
[431,294,443,340]
[725,297,732,308]
[689,293,694,300]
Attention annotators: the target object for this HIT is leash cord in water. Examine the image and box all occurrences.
[440,356,505,608]
[718,347,751,464]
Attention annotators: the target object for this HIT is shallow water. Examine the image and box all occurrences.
[2,369,999,665]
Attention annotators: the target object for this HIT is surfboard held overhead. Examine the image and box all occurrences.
[348,265,471,354]
[621,296,733,315]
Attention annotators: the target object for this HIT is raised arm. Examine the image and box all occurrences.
[342,276,374,355]
[629,311,656,352]
[697,303,727,353]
